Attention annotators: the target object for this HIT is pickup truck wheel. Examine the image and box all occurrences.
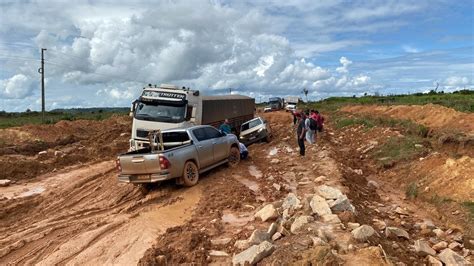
[228,146,240,167]
[182,161,199,186]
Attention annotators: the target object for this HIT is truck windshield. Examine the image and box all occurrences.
[241,119,262,131]
[134,102,185,123]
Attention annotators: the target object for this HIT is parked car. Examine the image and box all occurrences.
[285,103,296,112]
[239,117,272,145]
[263,106,272,112]
[116,125,240,186]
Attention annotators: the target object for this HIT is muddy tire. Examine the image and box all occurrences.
[228,146,240,167]
[264,133,272,143]
[138,183,151,195]
[182,160,199,187]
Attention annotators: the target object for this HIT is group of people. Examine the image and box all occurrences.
[294,110,324,156]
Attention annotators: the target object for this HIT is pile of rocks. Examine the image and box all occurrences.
[231,186,473,265]
[411,220,472,265]
[232,185,358,265]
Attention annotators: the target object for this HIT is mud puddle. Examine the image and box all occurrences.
[221,210,253,227]
[232,173,266,201]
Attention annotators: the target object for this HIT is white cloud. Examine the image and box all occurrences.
[444,76,469,87]
[402,45,420,53]
[336,56,353,73]
[0,74,34,99]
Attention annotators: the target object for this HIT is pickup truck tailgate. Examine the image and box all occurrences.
[119,153,161,175]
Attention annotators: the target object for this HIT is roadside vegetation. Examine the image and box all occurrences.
[301,89,474,113]
[0,108,128,129]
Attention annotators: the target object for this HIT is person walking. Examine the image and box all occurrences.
[219,118,232,134]
[296,113,306,156]
[304,111,316,144]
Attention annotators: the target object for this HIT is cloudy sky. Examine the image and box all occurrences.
[0,0,473,111]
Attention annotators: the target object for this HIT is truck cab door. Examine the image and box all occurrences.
[204,127,229,162]
[191,128,214,168]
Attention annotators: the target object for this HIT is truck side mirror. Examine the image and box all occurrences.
[130,101,137,117]
[186,105,193,121]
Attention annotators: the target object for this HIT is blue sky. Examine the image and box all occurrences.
[0,0,473,111]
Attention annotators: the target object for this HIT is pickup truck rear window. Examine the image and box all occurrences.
[162,132,190,142]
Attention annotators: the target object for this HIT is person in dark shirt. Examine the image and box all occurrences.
[296,113,306,156]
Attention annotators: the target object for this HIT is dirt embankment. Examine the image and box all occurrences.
[0,115,131,182]
[342,104,474,135]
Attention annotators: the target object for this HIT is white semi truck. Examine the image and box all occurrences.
[284,96,300,112]
[129,84,255,150]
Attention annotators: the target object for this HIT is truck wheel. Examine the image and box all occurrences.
[228,146,240,167]
[182,161,199,186]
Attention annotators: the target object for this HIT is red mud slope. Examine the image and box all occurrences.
[342,104,474,134]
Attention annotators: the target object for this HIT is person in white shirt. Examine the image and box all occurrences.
[304,111,315,144]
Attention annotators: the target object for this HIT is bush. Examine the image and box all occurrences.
[406,182,418,199]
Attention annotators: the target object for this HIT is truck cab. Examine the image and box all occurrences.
[130,84,200,150]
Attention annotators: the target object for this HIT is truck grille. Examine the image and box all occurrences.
[136,129,150,138]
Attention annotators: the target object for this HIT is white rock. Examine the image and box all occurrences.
[433,228,445,238]
[310,236,327,246]
[310,195,332,216]
[271,232,282,241]
[0,179,11,187]
[372,219,386,230]
[210,250,229,257]
[321,214,341,224]
[232,241,275,266]
[211,238,232,246]
[314,176,327,183]
[351,225,376,242]
[427,255,442,266]
[282,193,301,210]
[438,248,470,265]
[448,242,462,251]
[267,223,278,236]
[347,222,360,230]
[272,183,281,191]
[248,229,270,245]
[385,227,410,240]
[38,150,47,156]
[234,240,250,250]
[367,180,379,189]
[414,240,436,256]
[290,216,313,234]
[270,159,280,164]
[316,185,343,199]
[432,241,448,251]
[329,195,355,213]
[254,204,278,222]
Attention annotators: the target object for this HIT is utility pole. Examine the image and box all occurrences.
[38,48,47,122]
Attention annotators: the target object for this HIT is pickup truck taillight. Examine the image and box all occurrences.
[115,157,122,172]
[159,156,170,169]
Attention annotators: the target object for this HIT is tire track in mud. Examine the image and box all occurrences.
[0,160,203,265]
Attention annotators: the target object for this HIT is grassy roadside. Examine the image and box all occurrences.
[0,109,128,129]
[297,90,474,113]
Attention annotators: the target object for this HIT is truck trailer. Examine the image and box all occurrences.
[129,84,255,150]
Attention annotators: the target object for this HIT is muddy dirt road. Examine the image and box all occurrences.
[1,109,472,265]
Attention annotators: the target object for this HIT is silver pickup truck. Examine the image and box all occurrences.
[116,125,240,186]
